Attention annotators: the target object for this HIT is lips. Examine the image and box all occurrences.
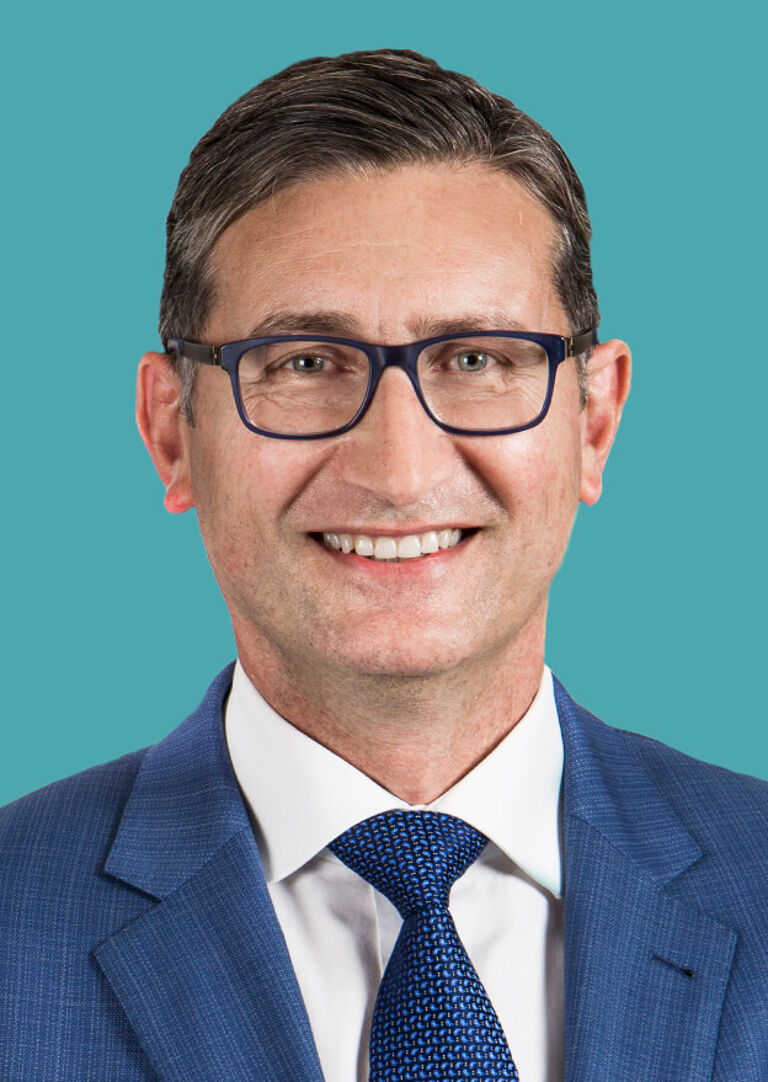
[321,528,464,560]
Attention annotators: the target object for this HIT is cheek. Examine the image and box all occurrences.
[189,449,258,590]
[188,419,326,552]
[471,422,583,526]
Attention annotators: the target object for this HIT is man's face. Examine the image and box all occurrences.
[142,164,626,681]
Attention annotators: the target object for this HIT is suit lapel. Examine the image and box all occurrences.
[94,666,324,1082]
[556,681,737,1082]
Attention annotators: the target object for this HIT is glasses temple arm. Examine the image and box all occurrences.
[566,329,599,357]
[164,338,223,366]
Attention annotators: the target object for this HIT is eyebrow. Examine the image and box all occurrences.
[244,310,361,338]
[242,309,528,341]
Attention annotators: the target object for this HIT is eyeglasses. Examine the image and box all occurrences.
[164,328,597,439]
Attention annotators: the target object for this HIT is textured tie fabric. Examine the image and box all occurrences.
[329,811,520,1080]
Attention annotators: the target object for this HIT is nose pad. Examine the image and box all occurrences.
[337,367,456,507]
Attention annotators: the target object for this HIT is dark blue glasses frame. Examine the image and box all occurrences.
[164,328,598,439]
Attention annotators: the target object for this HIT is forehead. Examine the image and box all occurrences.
[205,163,566,341]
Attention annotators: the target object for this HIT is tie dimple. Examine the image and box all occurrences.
[329,810,520,1080]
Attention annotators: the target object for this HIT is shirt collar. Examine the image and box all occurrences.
[225,661,563,897]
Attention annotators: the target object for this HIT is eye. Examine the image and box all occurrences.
[456,350,489,372]
[288,353,325,372]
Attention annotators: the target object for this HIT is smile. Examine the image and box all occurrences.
[321,529,465,561]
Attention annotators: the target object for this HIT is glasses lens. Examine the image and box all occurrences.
[418,336,550,431]
[237,340,370,435]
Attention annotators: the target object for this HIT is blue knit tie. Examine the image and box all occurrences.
[329,810,520,1080]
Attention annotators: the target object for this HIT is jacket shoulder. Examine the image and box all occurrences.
[613,721,768,925]
[0,749,148,870]
[559,679,768,837]
[618,723,768,837]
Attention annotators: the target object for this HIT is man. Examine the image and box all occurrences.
[1,49,767,1082]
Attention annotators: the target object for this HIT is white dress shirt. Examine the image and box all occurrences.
[225,661,564,1082]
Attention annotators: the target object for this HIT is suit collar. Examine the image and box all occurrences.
[554,676,703,885]
[106,666,703,902]
[97,663,324,1082]
[104,663,247,899]
[555,678,737,1081]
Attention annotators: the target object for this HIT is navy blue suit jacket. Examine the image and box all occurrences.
[2,665,768,1080]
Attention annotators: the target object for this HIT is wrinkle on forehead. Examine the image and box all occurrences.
[210,161,556,270]
[205,163,567,344]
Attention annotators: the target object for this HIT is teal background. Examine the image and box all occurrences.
[2,0,765,805]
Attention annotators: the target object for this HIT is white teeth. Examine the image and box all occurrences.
[374,537,398,560]
[323,529,466,560]
[397,535,422,559]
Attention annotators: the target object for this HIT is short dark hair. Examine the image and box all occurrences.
[159,49,598,419]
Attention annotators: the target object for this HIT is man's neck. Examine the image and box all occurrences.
[235,625,545,805]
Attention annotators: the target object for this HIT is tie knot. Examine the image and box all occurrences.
[329,811,487,918]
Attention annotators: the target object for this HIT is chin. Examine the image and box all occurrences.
[327,632,480,680]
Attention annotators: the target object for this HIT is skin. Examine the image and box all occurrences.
[138,163,631,803]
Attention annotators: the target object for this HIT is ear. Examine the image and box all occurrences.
[136,351,194,513]
[579,339,632,506]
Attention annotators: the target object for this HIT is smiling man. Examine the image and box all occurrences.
[2,49,768,1082]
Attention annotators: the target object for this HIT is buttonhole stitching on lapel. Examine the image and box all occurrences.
[651,951,695,979]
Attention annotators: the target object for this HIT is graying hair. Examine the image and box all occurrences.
[159,49,599,421]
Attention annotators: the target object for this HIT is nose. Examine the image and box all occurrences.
[334,367,458,507]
